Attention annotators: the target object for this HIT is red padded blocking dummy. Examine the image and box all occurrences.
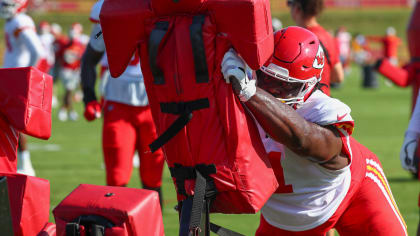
[0,67,52,173]
[0,67,52,140]
[100,0,278,214]
[0,172,50,236]
[53,184,164,236]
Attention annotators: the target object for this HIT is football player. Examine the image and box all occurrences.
[222,26,407,236]
[57,23,86,121]
[80,0,165,206]
[0,0,47,176]
[37,21,55,74]
[287,0,344,94]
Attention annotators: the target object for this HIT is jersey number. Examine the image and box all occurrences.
[268,152,293,193]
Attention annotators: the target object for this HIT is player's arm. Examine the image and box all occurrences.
[330,41,344,83]
[330,62,344,83]
[80,24,105,121]
[19,29,45,67]
[221,49,348,170]
[400,89,420,174]
[244,87,348,170]
[81,43,104,104]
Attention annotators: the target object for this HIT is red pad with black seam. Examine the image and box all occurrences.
[100,0,274,77]
[0,67,52,140]
[100,0,278,214]
[0,172,50,236]
[53,184,164,236]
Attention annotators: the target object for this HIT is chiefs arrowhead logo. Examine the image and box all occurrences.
[312,45,325,69]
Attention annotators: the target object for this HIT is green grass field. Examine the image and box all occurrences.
[3,7,419,236]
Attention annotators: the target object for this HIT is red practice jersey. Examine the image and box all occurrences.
[307,25,340,96]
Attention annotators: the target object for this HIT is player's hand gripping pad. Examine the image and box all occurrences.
[53,184,164,236]
[0,172,51,236]
[0,67,52,139]
[100,0,278,214]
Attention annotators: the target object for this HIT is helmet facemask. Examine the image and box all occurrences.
[260,62,320,105]
[0,0,16,19]
[0,0,27,19]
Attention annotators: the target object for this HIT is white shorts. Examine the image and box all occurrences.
[60,68,80,91]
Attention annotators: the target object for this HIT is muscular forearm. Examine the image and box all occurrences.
[245,88,342,162]
[331,62,344,83]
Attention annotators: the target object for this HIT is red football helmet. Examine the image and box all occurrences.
[38,21,50,34]
[259,26,325,105]
[69,23,83,40]
[0,0,28,19]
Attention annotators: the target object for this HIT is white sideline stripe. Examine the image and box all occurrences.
[366,172,408,236]
[366,158,391,186]
[28,143,61,151]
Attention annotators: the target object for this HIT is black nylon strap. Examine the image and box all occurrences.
[189,171,207,234]
[0,177,13,236]
[149,21,169,85]
[210,223,245,236]
[179,197,193,236]
[169,164,216,197]
[412,57,420,63]
[66,215,114,236]
[65,223,80,236]
[91,224,105,236]
[160,98,209,114]
[149,111,192,153]
[149,98,210,153]
[190,15,209,83]
[319,41,332,66]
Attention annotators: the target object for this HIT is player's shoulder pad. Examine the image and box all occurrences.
[90,0,104,23]
[11,13,35,29]
[297,90,353,127]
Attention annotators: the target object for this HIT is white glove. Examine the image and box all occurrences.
[221,48,256,102]
[399,131,420,174]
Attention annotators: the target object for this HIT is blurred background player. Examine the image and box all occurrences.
[50,22,67,79]
[353,33,379,88]
[335,26,352,76]
[80,0,165,206]
[369,26,401,66]
[57,23,86,121]
[287,0,344,94]
[37,20,58,107]
[37,21,55,73]
[0,0,47,176]
[384,27,401,66]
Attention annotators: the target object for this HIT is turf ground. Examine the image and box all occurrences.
[1,7,419,236]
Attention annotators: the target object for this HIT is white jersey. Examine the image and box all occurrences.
[89,23,148,106]
[89,0,148,106]
[3,13,45,68]
[407,90,420,134]
[39,32,55,66]
[260,90,354,231]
